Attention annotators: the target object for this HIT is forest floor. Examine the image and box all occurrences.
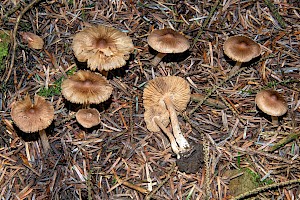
[0,0,300,199]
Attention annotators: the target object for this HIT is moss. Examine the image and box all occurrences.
[38,66,77,97]
[0,30,11,73]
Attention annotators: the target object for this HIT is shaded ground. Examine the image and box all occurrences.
[0,0,300,199]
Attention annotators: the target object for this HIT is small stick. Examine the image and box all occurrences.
[232,178,300,200]
[2,0,43,83]
[263,0,286,29]
[269,131,300,152]
[230,144,293,164]
[112,170,149,194]
[189,67,245,115]
[190,93,226,109]
[192,0,220,47]
[145,163,176,200]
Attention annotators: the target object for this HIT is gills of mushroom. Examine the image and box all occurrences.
[143,76,191,154]
[144,106,180,158]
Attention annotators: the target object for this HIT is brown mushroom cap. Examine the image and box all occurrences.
[255,90,288,116]
[144,105,170,132]
[76,108,101,128]
[223,35,261,63]
[143,76,190,112]
[72,25,134,71]
[147,28,190,54]
[61,70,113,104]
[10,95,54,133]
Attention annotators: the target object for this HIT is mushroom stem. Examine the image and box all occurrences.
[154,117,180,158]
[164,96,190,151]
[100,70,109,77]
[39,129,50,153]
[228,61,242,77]
[271,116,279,125]
[151,52,167,66]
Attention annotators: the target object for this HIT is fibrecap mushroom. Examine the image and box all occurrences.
[72,25,134,72]
[61,70,113,105]
[76,108,101,128]
[147,28,190,66]
[143,76,191,153]
[255,89,288,125]
[10,95,54,152]
[144,105,180,157]
[223,35,261,76]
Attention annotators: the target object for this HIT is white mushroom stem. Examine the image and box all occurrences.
[39,130,50,153]
[151,52,167,66]
[164,96,190,152]
[153,118,180,158]
[228,61,242,77]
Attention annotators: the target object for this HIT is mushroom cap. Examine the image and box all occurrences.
[10,95,54,133]
[20,32,44,50]
[255,90,288,116]
[223,35,261,63]
[76,108,101,128]
[147,28,190,54]
[144,105,170,132]
[72,25,134,71]
[61,70,113,104]
[143,76,191,112]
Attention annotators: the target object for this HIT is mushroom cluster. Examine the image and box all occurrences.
[61,70,113,128]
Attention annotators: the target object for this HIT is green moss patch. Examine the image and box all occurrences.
[0,30,11,73]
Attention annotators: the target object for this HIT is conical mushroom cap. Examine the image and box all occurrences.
[61,70,113,104]
[143,76,190,112]
[147,28,190,53]
[72,25,134,71]
[144,105,170,132]
[223,35,261,63]
[255,90,288,116]
[10,95,54,133]
[76,108,101,128]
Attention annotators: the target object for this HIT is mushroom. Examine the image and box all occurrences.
[61,70,113,105]
[10,95,54,152]
[72,25,134,72]
[147,28,190,66]
[143,76,191,153]
[223,35,261,76]
[255,89,288,125]
[144,105,180,157]
[76,108,101,128]
[61,70,113,126]
[20,32,44,50]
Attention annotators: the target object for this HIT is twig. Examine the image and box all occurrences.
[192,0,220,47]
[112,170,149,194]
[203,137,211,200]
[191,93,226,109]
[189,67,245,115]
[145,163,176,200]
[216,90,246,125]
[230,144,294,164]
[263,0,286,29]
[2,0,43,83]
[269,131,300,152]
[232,178,300,200]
